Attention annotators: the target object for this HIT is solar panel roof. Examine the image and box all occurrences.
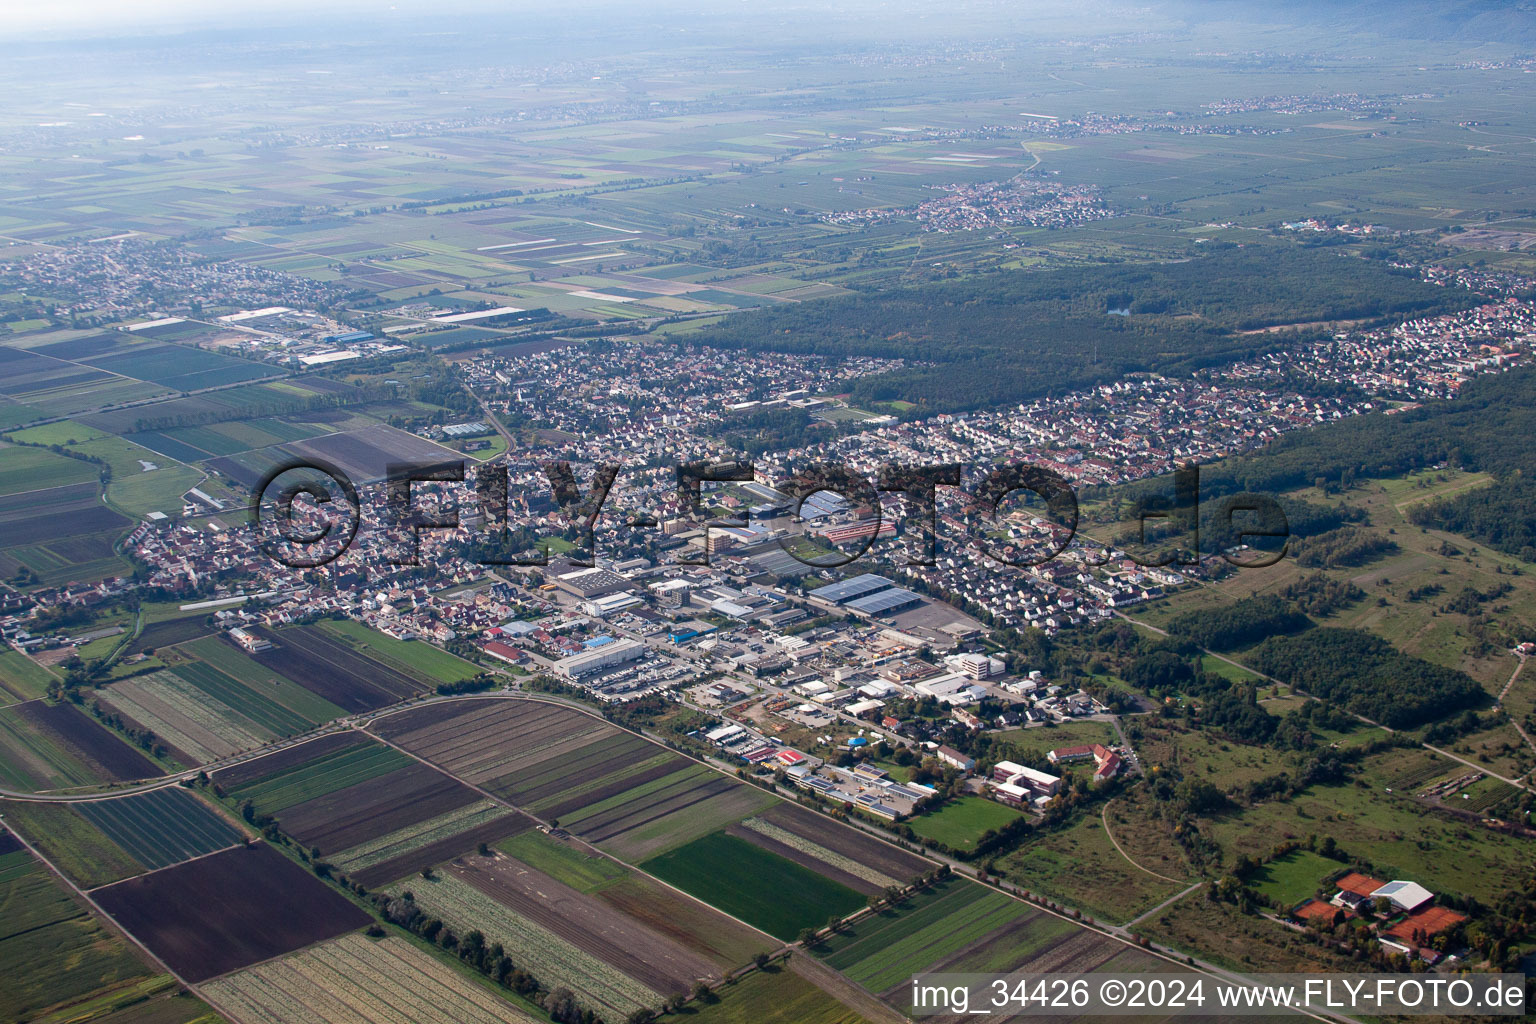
[813,573,893,603]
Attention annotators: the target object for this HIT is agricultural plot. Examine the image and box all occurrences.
[246,625,431,712]
[641,831,866,941]
[372,698,774,860]
[749,802,928,889]
[64,436,203,520]
[812,877,1030,994]
[558,763,730,839]
[20,378,172,421]
[80,380,350,436]
[396,869,666,1018]
[128,417,329,462]
[892,936,1170,1024]
[0,398,43,430]
[215,731,528,886]
[212,732,402,809]
[73,788,243,872]
[270,761,482,853]
[125,615,217,654]
[0,443,98,494]
[0,835,155,1023]
[0,799,145,888]
[373,700,780,859]
[0,649,57,703]
[65,338,279,392]
[0,699,162,791]
[202,934,540,1024]
[92,843,372,983]
[182,634,346,725]
[684,964,873,1024]
[79,989,224,1024]
[457,848,719,991]
[330,799,526,885]
[494,830,767,969]
[0,482,131,587]
[98,670,274,765]
[371,699,630,793]
[165,660,313,736]
[494,829,628,892]
[315,619,480,685]
[207,424,460,488]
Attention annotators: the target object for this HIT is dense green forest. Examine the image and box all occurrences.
[1248,628,1484,729]
[1411,481,1536,560]
[1166,594,1312,651]
[673,249,1470,413]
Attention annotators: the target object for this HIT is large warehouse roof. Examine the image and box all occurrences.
[813,573,893,604]
[846,587,923,615]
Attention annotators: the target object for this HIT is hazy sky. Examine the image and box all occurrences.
[4,0,529,36]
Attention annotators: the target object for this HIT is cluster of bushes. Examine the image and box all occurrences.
[1277,573,1365,616]
[1290,526,1398,569]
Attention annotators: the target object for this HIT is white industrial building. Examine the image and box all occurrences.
[581,592,644,617]
[552,638,645,679]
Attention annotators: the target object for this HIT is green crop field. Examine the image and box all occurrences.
[0,800,144,888]
[496,830,628,893]
[0,704,110,792]
[65,437,201,519]
[641,831,865,941]
[686,965,870,1024]
[74,789,242,871]
[4,420,110,446]
[1247,850,1343,908]
[905,796,1022,852]
[315,619,480,684]
[0,844,153,1022]
[0,445,98,495]
[224,740,413,813]
[36,982,219,1024]
[180,636,347,724]
[170,662,313,736]
[813,876,1029,992]
[0,650,57,704]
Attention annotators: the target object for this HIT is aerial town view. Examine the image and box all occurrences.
[0,0,1534,1022]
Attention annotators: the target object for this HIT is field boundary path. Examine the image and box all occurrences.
[1123,880,1205,929]
[1099,799,1186,883]
[1497,652,1525,703]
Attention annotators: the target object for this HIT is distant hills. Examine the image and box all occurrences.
[1185,0,1536,48]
